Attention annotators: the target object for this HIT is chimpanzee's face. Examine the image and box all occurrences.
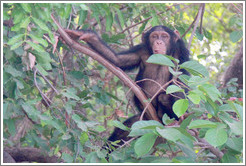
[149,31,171,55]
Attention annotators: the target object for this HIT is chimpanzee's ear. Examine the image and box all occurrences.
[142,31,146,43]
[174,29,180,42]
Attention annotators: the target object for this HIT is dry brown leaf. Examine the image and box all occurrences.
[28,53,36,69]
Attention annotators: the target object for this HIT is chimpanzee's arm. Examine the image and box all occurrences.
[65,29,142,70]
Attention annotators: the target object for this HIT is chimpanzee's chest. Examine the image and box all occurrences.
[141,60,171,83]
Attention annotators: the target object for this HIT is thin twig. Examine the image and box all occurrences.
[199,4,205,34]
[187,4,204,50]
[231,3,243,14]
[33,66,51,107]
[120,11,166,34]
[57,51,67,86]
[36,67,59,94]
[181,13,198,39]
[140,78,175,120]
[119,137,136,149]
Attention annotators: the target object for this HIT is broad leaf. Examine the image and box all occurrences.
[112,120,129,131]
[146,54,175,67]
[131,120,164,130]
[188,119,217,129]
[172,99,189,118]
[156,127,181,142]
[7,34,24,45]
[166,85,184,94]
[180,61,209,77]
[205,128,228,147]
[187,93,201,104]
[26,41,45,52]
[134,133,157,157]
[230,30,243,43]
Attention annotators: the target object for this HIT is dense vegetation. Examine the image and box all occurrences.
[3,3,243,163]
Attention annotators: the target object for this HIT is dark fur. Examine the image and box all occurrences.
[82,25,189,148]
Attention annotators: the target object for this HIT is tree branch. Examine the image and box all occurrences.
[51,13,161,123]
[187,4,204,50]
[4,147,60,163]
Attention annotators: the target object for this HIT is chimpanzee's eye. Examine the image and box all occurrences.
[152,34,158,39]
[161,35,168,38]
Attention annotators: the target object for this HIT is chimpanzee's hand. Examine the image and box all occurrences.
[64,29,99,43]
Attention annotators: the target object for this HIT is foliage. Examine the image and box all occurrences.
[2,2,243,163]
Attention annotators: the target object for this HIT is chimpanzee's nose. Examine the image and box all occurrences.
[156,40,163,45]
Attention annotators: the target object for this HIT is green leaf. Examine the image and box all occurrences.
[197,54,207,59]
[187,93,200,104]
[61,152,73,163]
[146,54,175,67]
[134,133,157,157]
[32,17,50,32]
[20,17,30,28]
[11,23,21,32]
[116,8,125,28]
[80,131,89,145]
[227,102,243,120]
[188,119,217,129]
[156,127,181,142]
[195,30,203,41]
[64,4,72,18]
[21,3,32,13]
[72,114,87,131]
[225,137,243,152]
[7,34,24,45]
[172,99,189,118]
[78,10,88,25]
[13,12,24,24]
[230,30,243,43]
[80,4,89,10]
[29,34,48,47]
[222,152,238,163]
[178,74,190,85]
[35,52,52,64]
[112,120,129,131]
[26,41,45,52]
[35,64,48,76]
[162,114,175,125]
[5,119,16,136]
[188,75,209,87]
[180,114,194,129]
[176,142,196,159]
[131,120,164,130]
[4,65,22,77]
[168,67,183,77]
[166,85,184,94]
[62,133,71,140]
[203,29,212,40]
[62,88,80,101]
[180,61,209,77]
[129,129,153,137]
[10,41,23,50]
[205,128,228,147]
[225,120,243,135]
[150,14,159,26]
[43,119,64,133]
[199,83,221,102]
[106,12,113,32]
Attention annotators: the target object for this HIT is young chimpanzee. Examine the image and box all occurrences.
[65,25,189,150]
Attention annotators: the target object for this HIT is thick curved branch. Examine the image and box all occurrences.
[4,147,60,163]
[51,14,160,123]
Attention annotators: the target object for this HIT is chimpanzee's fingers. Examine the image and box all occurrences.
[79,33,95,42]
[64,29,84,40]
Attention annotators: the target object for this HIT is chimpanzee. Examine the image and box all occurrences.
[65,25,189,149]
